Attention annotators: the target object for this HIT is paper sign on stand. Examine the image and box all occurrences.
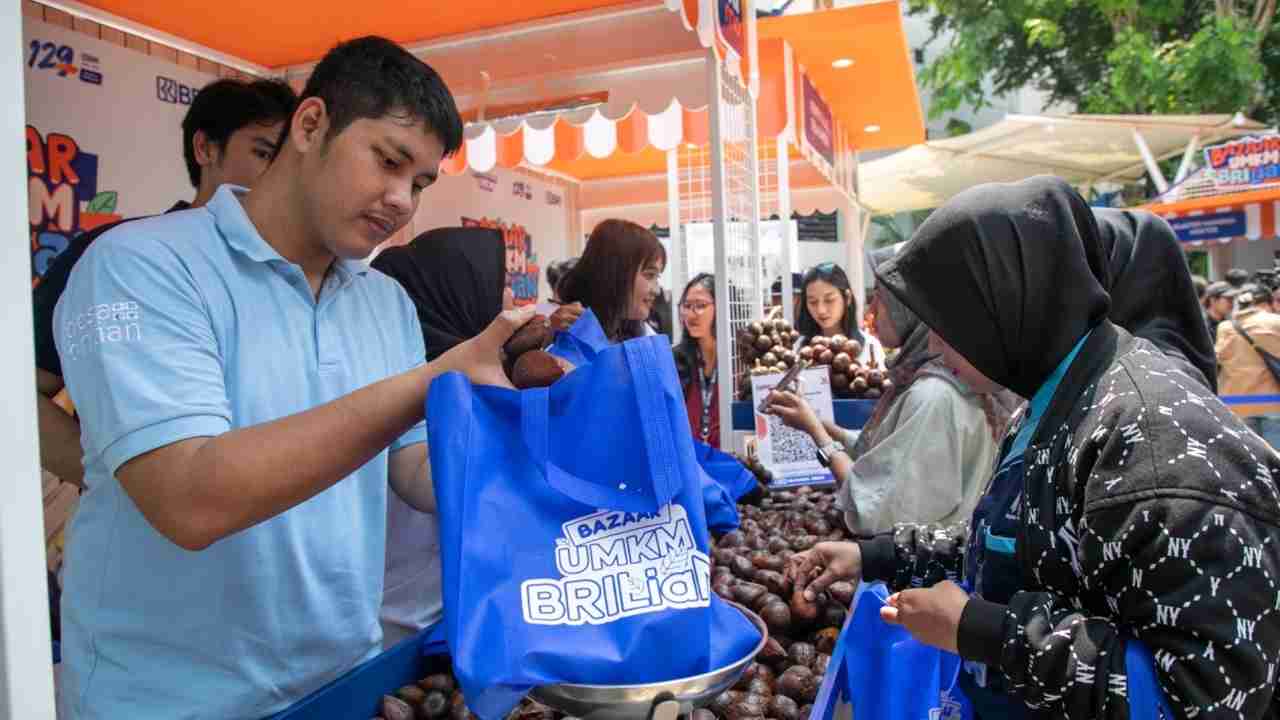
[750,367,835,487]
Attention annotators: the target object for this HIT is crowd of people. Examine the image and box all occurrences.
[1194,267,1280,447]
[24,32,1280,720]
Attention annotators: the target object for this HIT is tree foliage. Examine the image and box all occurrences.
[910,0,1277,121]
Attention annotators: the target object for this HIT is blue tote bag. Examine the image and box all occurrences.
[427,314,760,720]
[548,312,740,534]
[810,583,971,720]
[692,439,759,504]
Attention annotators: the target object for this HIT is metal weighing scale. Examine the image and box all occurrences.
[530,603,769,720]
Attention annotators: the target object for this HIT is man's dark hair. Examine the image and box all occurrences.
[1225,268,1250,288]
[182,78,298,188]
[546,257,578,296]
[298,36,463,156]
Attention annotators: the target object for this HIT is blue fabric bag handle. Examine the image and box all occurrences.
[521,336,683,513]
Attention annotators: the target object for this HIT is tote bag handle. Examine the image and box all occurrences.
[521,338,683,512]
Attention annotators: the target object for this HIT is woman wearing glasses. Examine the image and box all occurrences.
[796,262,883,365]
[674,273,721,446]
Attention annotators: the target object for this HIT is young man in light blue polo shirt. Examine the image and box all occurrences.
[53,37,533,720]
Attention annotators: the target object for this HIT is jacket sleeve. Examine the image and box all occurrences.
[856,522,969,591]
[956,371,1280,719]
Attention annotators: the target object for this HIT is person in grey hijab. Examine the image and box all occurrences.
[768,243,1013,535]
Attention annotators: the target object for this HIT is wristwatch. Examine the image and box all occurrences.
[816,441,847,468]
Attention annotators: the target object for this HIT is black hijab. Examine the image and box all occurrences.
[371,227,506,361]
[1094,208,1217,392]
[876,176,1111,399]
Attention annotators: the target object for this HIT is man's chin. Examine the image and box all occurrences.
[331,238,383,261]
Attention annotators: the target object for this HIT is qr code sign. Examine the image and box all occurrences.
[766,414,817,465]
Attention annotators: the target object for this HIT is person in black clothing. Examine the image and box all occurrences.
[31,78,296,490]
[788,176,1280,719]
[371,227,506,359]
[1094,208,1218,392]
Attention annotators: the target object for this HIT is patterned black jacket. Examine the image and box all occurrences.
[858,322,1280,719]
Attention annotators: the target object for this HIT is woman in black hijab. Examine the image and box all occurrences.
[1094,208,1217,391]
[370,226,506,647]
[788,177,1280,719]
[372,226,507,360]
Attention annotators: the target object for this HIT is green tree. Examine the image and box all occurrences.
[910,0,1277,121]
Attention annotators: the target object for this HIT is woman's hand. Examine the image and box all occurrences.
[549,302,585,333]
[787,541,862,601]
[880,581,970,654]
[767,390,823,438]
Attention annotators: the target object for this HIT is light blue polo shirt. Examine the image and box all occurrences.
[54,185,427,719]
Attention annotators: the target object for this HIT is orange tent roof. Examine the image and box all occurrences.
[757,1,924,152]
[74,0,648,68]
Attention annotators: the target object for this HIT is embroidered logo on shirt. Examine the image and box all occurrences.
[61,300,142,360]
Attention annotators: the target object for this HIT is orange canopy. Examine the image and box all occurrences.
[757,1,924,152]
[74,0,657,68]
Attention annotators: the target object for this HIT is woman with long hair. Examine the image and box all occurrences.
[558,219,667,343]
[795,262,882,363]
[673,273,721,447]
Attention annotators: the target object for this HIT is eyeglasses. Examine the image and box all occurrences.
[680,302,713,314]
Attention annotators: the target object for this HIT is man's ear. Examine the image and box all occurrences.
[288,97,331,154]
[192,130,220,167]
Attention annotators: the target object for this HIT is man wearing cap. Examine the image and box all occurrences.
[1216,283,1280,447]
[1204,281,1239,342]
[1225,267,1251,288]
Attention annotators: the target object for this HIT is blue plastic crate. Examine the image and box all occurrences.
[270,630,450,720]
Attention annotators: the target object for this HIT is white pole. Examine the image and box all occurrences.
[1132,127,1170,195]
[841,195,865,322]
[1174,133,1201,186]
[667,148,685,345]
[1,2,57,717]
[777,136,794,325]
[707,51,735,453]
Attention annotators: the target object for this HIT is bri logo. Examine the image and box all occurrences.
[156,76,198,105]
[521,503,711,626]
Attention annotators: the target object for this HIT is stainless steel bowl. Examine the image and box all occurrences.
[529,602,769,720]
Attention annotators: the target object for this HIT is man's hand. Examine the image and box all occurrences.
[881,580,970,654]
[436,289,535,389]
[549,302,584,333]
[787,541,862,601]
[767,390,823,438]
